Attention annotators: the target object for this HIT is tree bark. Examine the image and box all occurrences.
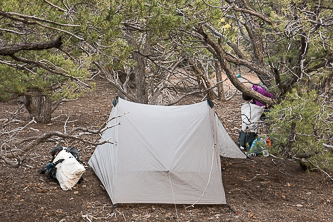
[25,91,52,124]
[215,60,226,101]
[124,27,149,104]
[284,122,297,157]
[133,51,149,104]
[0,37,62,56]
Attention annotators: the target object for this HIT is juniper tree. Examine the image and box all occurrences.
[186,0,333,168]
[0,2,93,123]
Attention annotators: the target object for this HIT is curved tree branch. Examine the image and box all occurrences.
[0,9,83,40]
[225,0,273,25]
[0,37,62,56]
[9,54,91,88]
[196,25,275,107]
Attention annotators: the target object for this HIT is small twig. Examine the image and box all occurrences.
[279,169,291,177]
[307,159,333,181]
[116,210,126,222]
[82,215,92,222]
[323,143,333,149]
[10,55,90,88]
[43,0,67,12]
[21,163,34,168]
[0,155,19,167]
[51,115,61,121]
[1,118,36,136]
[2,104,25,126]
[64,115,70,134]
[270,154,284,159]
[245,173,268,181]
[29,128,40,132]
[225,90,238,101]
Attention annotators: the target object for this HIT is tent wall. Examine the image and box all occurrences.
[89,98,244,204]
[216,115,246,159]
[88,107,119,201]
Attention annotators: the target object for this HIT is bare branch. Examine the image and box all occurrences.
[0,9,83,40]
[9,54,91,88]
[166,80,226,106]
[93,62,137,101]
[43,0,67,12]
[1,118,36,136]
[195,25,275,107]
[225,0,273,25]
[0,9,79,27]
[0,28,25,35]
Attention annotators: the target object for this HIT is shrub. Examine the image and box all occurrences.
[267,89,333,170]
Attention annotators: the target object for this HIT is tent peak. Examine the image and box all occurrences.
[206,99,214,108]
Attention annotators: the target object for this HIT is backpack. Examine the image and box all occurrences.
[40,146,83,180]
[238,130,257,151]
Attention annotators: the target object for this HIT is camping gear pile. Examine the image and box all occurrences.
[247,137,272,157]
[41,146,85,190]
[89,97,246,205]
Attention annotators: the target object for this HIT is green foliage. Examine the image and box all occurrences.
[0,50,91,102]
[0,0,95,103]
[0,65,25,101]
[267,89,333,170]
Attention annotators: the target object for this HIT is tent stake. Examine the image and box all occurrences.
[226,204,236,214]
[111,204,115,213]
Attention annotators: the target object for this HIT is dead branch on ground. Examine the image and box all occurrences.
[0,113,125,168]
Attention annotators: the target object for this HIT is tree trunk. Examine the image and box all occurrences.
[284,122,297,157]
[25,91,52,124]
[133,52,148,104]
[215,60,226,101]
[125,28,149,104]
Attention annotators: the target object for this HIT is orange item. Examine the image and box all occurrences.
[266,138,271,147]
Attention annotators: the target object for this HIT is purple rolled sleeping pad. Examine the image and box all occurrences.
[251,85,274,107]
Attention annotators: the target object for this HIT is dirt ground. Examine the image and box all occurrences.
[1,74,333,222]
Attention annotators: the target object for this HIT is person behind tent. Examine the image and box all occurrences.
[239,84,274,150]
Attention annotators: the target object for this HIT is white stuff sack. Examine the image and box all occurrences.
[53,149,86,190]
[241,103,264,132]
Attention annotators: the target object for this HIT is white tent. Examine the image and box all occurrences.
[89,98,245,205]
